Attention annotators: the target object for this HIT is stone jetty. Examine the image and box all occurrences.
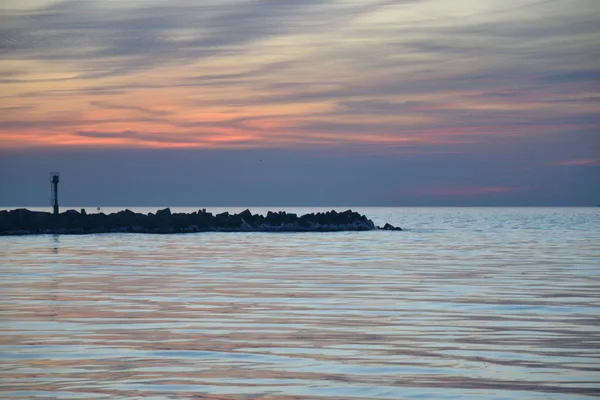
[0,208,402,236]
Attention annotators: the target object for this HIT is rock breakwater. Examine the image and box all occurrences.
[0,208,402,236]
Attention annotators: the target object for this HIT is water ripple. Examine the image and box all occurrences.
[1,207,599,399]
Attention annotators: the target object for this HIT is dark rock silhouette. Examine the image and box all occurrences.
[0,208,403,236]
[381,223,403,231]
[156,208,172,217]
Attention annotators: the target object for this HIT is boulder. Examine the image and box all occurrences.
[381,223,402,231]
[238,209,251,219]
[156,208,172,217]
[61,209,81,220]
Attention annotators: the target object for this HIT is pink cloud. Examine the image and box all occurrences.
[411,186,521,196]
[553,158,600,167]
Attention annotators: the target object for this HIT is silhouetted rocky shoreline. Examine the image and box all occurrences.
[0,208,402,236]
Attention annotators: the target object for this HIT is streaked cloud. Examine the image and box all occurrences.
[410,186,522,197]
[0,0,598,205]
[553,158,600,167]
[1,0,598,152]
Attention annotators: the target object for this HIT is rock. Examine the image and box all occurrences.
[265,211,282,225]
[240,218,253,231]
[0,208,392,235]
[156,208,171,217]
[239,209,252,220]
[62,209,80,217]
[381,223,402,231]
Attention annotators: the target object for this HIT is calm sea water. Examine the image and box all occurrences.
[1,207,599,400]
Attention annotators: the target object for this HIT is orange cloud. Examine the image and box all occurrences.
[1,0,598,154]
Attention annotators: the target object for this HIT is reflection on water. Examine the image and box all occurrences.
[1,208,599,399]
[51,234,59,255]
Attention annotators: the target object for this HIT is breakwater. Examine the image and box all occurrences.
[0,208,402,235]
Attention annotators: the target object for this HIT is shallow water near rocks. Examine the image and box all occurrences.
[1,207,599,399]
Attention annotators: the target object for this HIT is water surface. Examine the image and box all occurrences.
[1,207,599,399]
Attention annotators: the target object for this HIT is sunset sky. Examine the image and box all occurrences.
[1,0,599,206]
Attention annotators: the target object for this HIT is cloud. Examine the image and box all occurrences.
[0,0,407,77]
[0,105,36,112]
[89,101,172,117]
[76,130,137,139]
[73,129,264,148]
[537,70,600,84]
[410,186,522,196]
[553,158,600,167]
[74,129,204,146]
[0,0,598,153]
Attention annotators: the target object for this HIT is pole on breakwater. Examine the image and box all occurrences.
[50,172,60,216]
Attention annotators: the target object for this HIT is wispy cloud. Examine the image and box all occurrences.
[553,158,600,167]
[0,0,598,152]
[89,101,172,117]
[410,186,522,196]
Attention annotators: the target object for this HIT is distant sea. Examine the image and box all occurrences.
[1,207,599,399]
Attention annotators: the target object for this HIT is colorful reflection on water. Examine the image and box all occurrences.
[1,208,599,399]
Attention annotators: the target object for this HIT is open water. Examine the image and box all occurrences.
[1,207,599,399]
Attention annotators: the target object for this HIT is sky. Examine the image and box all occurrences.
[0,0,599,207]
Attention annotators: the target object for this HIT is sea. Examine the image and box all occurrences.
[1,207,599,400]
